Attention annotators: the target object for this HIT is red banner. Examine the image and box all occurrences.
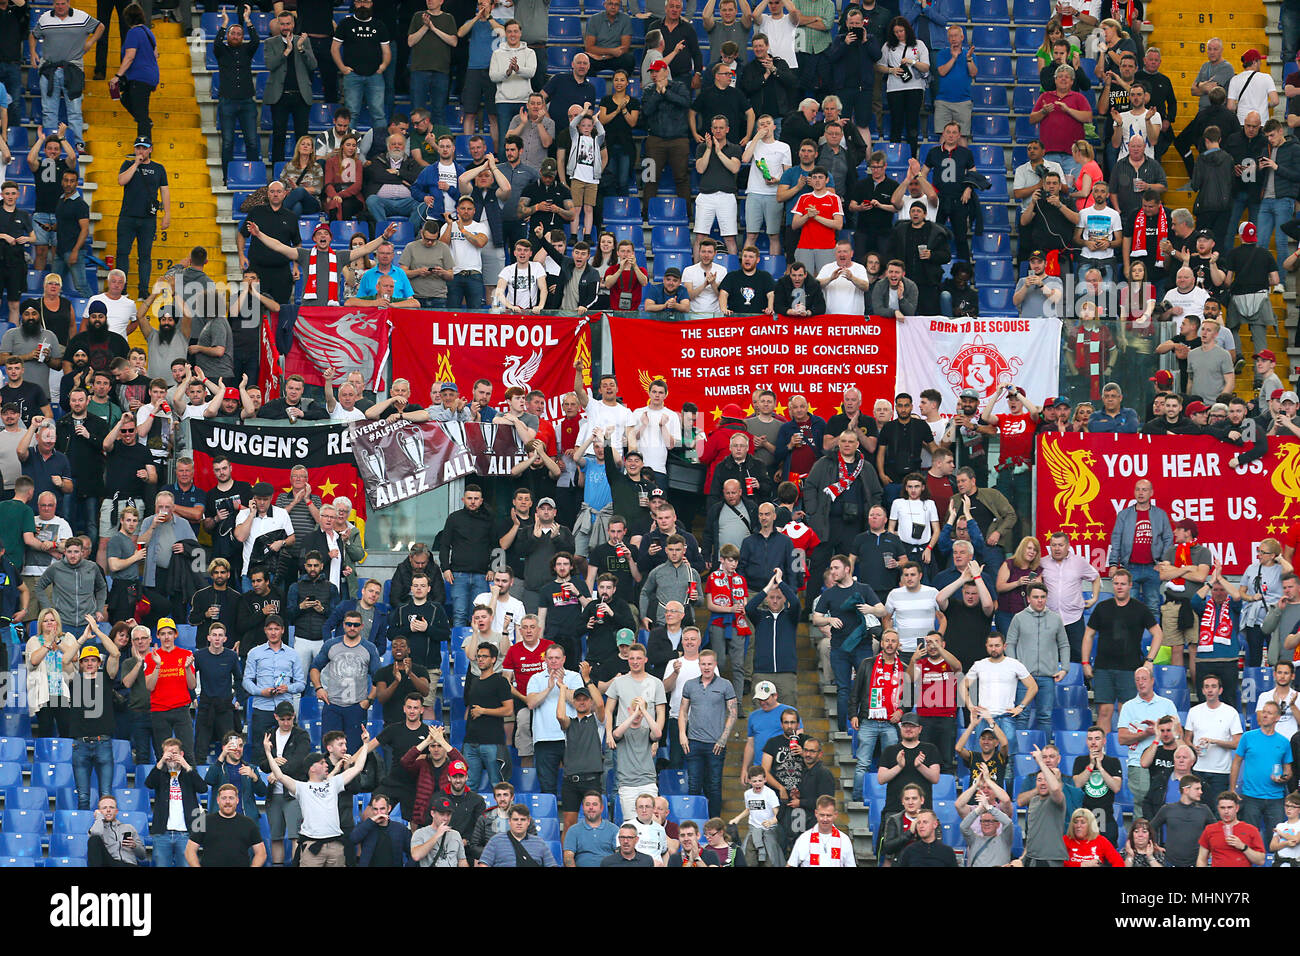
[606,314,897,427]
[258,317,282,402]
[285,306,391,391]
[1035,433,1296,575]
[391,311,592,423]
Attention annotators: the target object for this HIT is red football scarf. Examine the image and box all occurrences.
[824,454,865,502]
[1130,205,1167,267]
[867,654,904,720]
[1197,598,1234,651]
[1171,542,1191,588]
[305,247,340,305]
[807,826,846,866]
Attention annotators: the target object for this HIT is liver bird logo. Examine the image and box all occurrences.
[638,369,665,397]
[293,308,382,385]
[1041,438,1102,527]
[1270,444,1300,520]
[502,349,543,391]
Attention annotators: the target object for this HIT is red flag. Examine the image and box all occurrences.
[259,316,282,402]
[285,306,391,392]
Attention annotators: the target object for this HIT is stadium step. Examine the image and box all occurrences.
[81,19,227,312]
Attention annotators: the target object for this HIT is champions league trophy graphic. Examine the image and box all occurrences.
[396,423,426,470]
[360,443,390,485]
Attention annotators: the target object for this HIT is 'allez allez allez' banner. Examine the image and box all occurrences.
[1034,432,1298,575]
[896,316,1063,415]
[606,314,897,422]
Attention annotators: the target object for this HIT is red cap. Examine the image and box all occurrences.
[1148,370,1173,387]
[312,222,332,237]
[1241,48,1263,64]
[1258,349,1277,362]
[224,387,240,401]
[1186,400,1209,414]
[447,759,468,776]
[720,403,746,419]
[1273,389,1286,401]
[649,59,669,71]
[1239,222,1258,243]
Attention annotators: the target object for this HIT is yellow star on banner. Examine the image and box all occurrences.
[1267,524,1277,535]
[319,478,338,498]
[711,405,723,420]
[775,403,788,417]
[1279,524,1290,536]
[744,405,755,417]
[835,405,844,415]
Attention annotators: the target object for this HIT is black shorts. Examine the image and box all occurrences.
[462,68,496,114]
[0,263,24,300]
[560,771,605,813]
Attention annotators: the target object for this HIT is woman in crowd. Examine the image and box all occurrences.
[995,535,1042,635]
[113,3,158,141]
[878,17,929,160]
[1123,818,1165,867]
[889,472,940,572]
[1063,807,1125,866]
[282,136,325,216]
[323,134,365,222]
[25,609,80,738]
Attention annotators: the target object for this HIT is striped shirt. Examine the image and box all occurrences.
[884,585,940,653]
[32,9,101,67]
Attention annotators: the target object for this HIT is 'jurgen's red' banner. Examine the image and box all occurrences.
[285,306,391,391]
[1036,433,1297,575]
[606,314,897,427]
[392,311,591,423]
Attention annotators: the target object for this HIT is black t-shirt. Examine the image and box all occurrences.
[599,95,640,148]
[696,141,744,194]
[118,160,168,218]
[1223,243,1276,293]
[1088,598,1156,670]
[541,578,590,638]
[880,740,942,813]
[718,269,775,314]
[333,15,391,75]
[378,721,428,791]
[0,381,47,424]
[522,179,573,235]
[463,672,511,746]
[204,481,254,546]
[826,412,879,443]
[191,812,262,866]
[240,205,300,270]
[851,529,903,594]
[55,412,108,493]
[586,542,636,604]
[762,732,808,799]
[0,206,30,264]
[104,441,153,497]
[690,86,751,140]
[1072,753,1123,839]
[813,582,881,650]
[878,417,932,482]
[66,329,129,373]
[962,745,1007,785]
[54,194,89,256]
[492,514,531,578]
[850,175,899,233]
[116,373,150,413]
[938,600,993,670]
[590,654,630,687]
[373,662,431,725]
[922,145,974,199]
[33,155,77,215]
[1145,741,1178,805]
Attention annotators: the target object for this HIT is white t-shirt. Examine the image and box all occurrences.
[881,41,929,92]
[164,768,187,832]
[295,774,345,839]
[665,654,702,719]
[1274,818,1300,861]
[920,417,946,468]
[889,497,939,545]
[330,403,366,423]
[1163,285,1210,319]
[628,405,681,473]
[895,193,939,222]
[681,262,728,314]
[1115,109,1161,159]
[1184,701,1244,774]
[884,585,940,652]
[757,13,798,64]
[1077,205,1122,260]
[630,818,669,858]
[743,784,781,828]
[435,160,460,216]
[473,591,527,643]
[22,514,71,576]
[570,132,602,185]
[788,825,857,866]
[1258,688,1299,740]
[234,505,297,573]
[1227,68,1273,125]
[498,260,548,309]
[583,398,632,452]
[448,219,490,273]
[965,656,1031,715]
[88,293,138,339]
[746,139,792,196]
[817,261,868,315]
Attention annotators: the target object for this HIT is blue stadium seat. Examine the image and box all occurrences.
[53,810,93,838]
[46,856,86,868]
[1015,27,1045,54]
[118,811,150,844]
[970,0,1010,21]
[518,792,558,818]
[1012,85,1040,113]
[547,46,575,73]
[970,26,1013,52]
[1051,707,1090,733]
[932,776,957,801]
[0,737,25,763]
[1158,687,1191,711]
[603,196,642,223]
[546,839,563,862]
[665,795,708,822]
[1058,663,1085,687]
[535,817,561,840]
[608,222,639,244]
[4,157,31,183]
[308,102,336,132]
[970,84,1010,114]
[0,832,41,857]
[1055,730,1089,755]
[54,788,81,811]
[972,233,1008,258]
[881,142,909,165]
[657,769,688,795]
[551,0,582,12]
[1055,685,1089,709]
[652,250,689,280]
[972,144,1006,170]
[1105,732,1126,759]
[383,219,416,247]
[50,832,90,858]
[1014,116,1039,142]
[759,253,785,276]
[199,11,220,37]
[1016,55,1043,83]
[1013,0,1053,21]
[548,15,583,41]
[932,800,961,826]
[3,808,46,835]
[512,765,539,793]
[981,203,1011,232]
[133,764,154,787]
[650,224,690,250]
[226,161,268,187]
[1153,665,1187,692]
[1014,730,1046,753]
[32,763,74,790]
[937,0,966,20]
[864,776,887,804]
[969,114,1011,143]
[943,821,965,849]
[1013,752,1040,778]
[11,184,32,211]
[111,740,132,767]
[975,258,1015,284]
[1240,667,1274,707]
[176,625,198,650]
[330,220,366,246]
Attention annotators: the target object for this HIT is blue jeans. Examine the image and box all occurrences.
[853,719,899,801]
[72,738,115,810]
[321,701,366,754]
[0,62,21,122]
[1284,3,1300,67]
[129,711,154,765]
[830,642,870,732]
[52,252,91,296]
[1229,189,1258,247]
[1257,196,1295,262]
[602,147,633,196]
[446,273,486,310]
[152,830,190,867]
[40,67,84,139]
[462,741,503,791]
[1128,563,1162,620]
[446,570,481,626]
[497,103,524,141]
[219,97,261,171]
[1240,795,1285,845]
[366,194,417,225]
[1046,151,1081,187]
[71,495,99,545]
[1020,675,1055,734]
[284,187,321,217]
[343,72,386,131]
[410,70,450,126]
[534,739,565,798]
[685,744,727,818]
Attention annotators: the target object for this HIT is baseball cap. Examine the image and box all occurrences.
[437,382,458,392]
[537,496,557,509]
[447,759,468,775]
[1239,221,1258,243]
[1241,48,1263,64]
[1149,370,1173,388]
[156,617,178,633]
[1272,389,1286,401]
[721,403,746,419]
[958,388,980,399]
[539,158,559,175]
[252,481,275,496]
[573,686,592,699]
[0,401,18,414]
[224,387,240,401]
[78,646,101,660]
[1283,391,1299,404]
[752,680,777,701]
[430,795,453,814]
[133,135,152,148]
[615,628,636,647]
[1185,400,1209,414]
[1027,249,1046,261]
[978,727,997,738]
[312,222,332,237]
[1258,349,1277,362]
[899,711,922,726]
[274,700,296,716]
[1174,519,1198,536]
[649,58,669,71]
[663,267,682,279]
[1193,228,1214,243]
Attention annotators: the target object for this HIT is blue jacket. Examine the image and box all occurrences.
[774,416,828,478]
[899,0,947,55]
[410,161,464,205]
[204,760,267,821]
[1087,408,1140,434]
[1107,503,1172,569]
[350,817,414,866]
[323,599,392,652]
[738,529,797,592]
[745,583,801,674]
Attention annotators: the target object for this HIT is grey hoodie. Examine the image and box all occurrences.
[36,557,107,625]
[88,815,146,864]
[1006,606,1070,677]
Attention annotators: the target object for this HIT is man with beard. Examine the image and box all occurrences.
[53,387,107,545]
[0,304,63,398]
[203,455,252,581]
[66,301,128,375]
[804,431,881,616]
[133,289,191,381]
[761,706,807,842]
[889,200,951,315]
[188,558,241,647]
